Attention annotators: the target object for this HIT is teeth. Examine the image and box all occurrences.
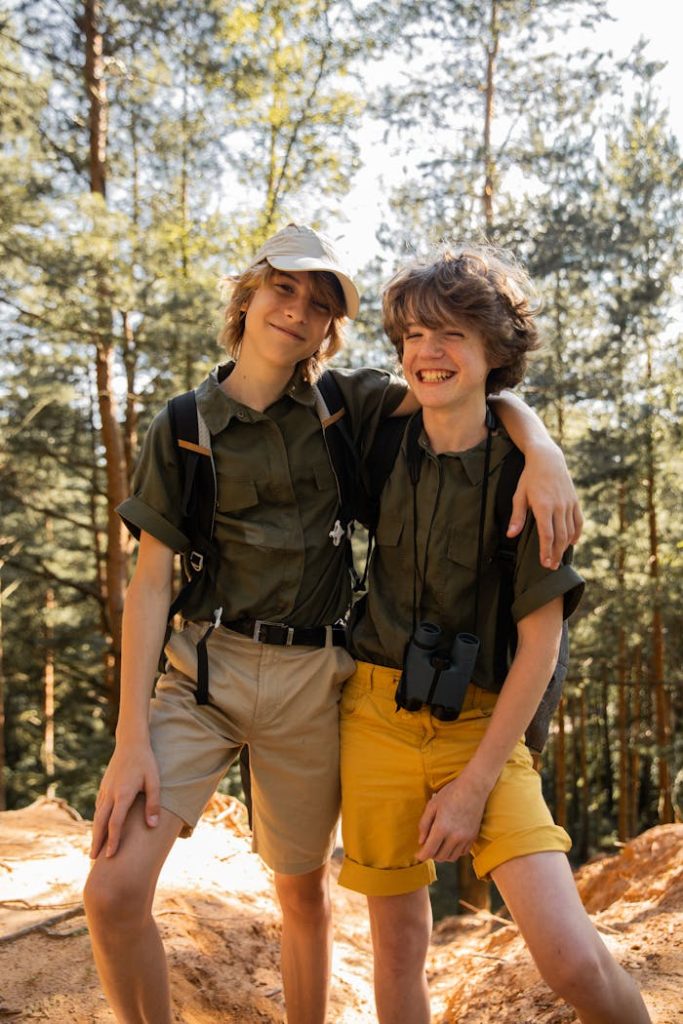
[419,370,454,382]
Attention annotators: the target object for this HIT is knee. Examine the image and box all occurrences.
[541,943,612,1005]
[83,861,152,933]
[373,910,431,980]
[274,868,330,924]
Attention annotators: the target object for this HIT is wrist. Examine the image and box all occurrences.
[115,722,152,746]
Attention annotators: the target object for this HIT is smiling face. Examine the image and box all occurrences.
[241,269,335,372]
[401,316,492,415]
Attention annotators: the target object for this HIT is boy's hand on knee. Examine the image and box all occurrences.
[416,778,487,863]
[90,743,160,859]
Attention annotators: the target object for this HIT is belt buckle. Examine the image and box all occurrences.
[253,620,295,646]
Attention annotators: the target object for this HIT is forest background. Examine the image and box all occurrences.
[1,0,681,912]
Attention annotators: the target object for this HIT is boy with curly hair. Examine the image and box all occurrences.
[339,246,651,1024]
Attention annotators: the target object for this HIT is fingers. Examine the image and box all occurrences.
[417,797,437,846]
[105,797,133,858]
[144,775,161,829]
[568,502,583,546]
[90,797,113,860]
[535,506,556,569]
[506,489,529,539]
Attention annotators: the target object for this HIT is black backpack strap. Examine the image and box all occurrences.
[492,445,526,684]
[166,390,218,705]
[359,414,414,528]
[314,371,359,537]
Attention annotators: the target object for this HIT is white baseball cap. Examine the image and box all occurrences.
[252,224,360,319]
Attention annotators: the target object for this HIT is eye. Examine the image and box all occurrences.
[313,301,331,313]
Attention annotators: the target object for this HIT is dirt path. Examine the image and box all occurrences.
[0,797,680,1022]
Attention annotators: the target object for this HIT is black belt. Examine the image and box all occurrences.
[223,618,347,649]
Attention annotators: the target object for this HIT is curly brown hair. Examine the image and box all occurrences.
[382,246,541,393]
[217,262,347,383]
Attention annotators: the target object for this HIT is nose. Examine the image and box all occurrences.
[284,291,308,323]
[420,330,444,356]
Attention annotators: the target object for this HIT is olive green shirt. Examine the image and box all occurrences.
[118,364,406,626]
[350,419,584,686]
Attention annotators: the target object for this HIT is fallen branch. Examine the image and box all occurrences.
[0,899,82,911]
[0,905,85,945]
[458,900,517,929]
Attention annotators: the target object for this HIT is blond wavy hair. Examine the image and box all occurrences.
[382,245,541,393]
[218,262,347,383]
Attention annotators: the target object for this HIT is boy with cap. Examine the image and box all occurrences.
[83,226,582,1024]
[339,246,651,1024]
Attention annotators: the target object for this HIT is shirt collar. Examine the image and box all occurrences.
[195,363,317,434]
[418,427,513,485]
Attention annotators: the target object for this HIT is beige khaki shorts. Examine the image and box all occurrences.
[149,621,355,875]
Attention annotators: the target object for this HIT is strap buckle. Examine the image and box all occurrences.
[189,550,204,573]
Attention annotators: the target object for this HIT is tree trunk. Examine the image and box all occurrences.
[616,481,629,840]
[482,0,499,233]
[578,687,589,859]
[554,696,566,828]
[121,311,138,484]
[644,420,672,823]
[43,537,56,788]
[630,644,642,834]
[83,0,128,716]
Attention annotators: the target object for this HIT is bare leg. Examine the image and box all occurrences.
[492,852,651,1024]
[83,796,184,1024]
[366,889,432,1024]
[273,865,333,1024]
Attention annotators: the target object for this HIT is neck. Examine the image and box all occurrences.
[221,350,295,412]
[422,398,488,454]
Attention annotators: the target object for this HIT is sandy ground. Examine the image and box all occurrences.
[0,796,681,1022]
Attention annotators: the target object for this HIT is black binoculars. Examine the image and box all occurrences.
[396,621,480,721]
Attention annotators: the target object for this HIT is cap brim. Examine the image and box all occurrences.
[266,255,360,319]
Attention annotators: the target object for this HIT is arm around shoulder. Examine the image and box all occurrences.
[490,392,583,567]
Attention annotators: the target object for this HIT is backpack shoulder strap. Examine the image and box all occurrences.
[166,390,216,616]
[313,371,359,533]
[492,444,525,684]
[360,413,415,530]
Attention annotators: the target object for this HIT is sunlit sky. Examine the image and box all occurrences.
[322,0,682,270]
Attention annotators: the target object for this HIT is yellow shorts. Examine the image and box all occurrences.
[339,661,571,896]
[150,621,355,875]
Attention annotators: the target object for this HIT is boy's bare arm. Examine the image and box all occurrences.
[416,597,563,863]
[90,531,174,860]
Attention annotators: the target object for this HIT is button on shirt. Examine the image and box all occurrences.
[117,364,406,626]
[350,422,584,686]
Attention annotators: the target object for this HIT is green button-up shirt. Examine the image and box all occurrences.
[350,419,584,686]
[118,364,406,626]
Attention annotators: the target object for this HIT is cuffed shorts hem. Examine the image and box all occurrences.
[338,856,436,896]
[257,848,334,877]
[158,793,199,839]
[473,824,572,880]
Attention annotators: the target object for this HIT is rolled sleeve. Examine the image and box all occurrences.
[511,562,584,624]
[116,407,189,553]
[511,514,585,625]
[327,367,407,449]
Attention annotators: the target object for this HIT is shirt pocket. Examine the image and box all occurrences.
[446,528,480,571]
[215,478,259,515]
[312,458,338,493]
[375,515,404,547]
